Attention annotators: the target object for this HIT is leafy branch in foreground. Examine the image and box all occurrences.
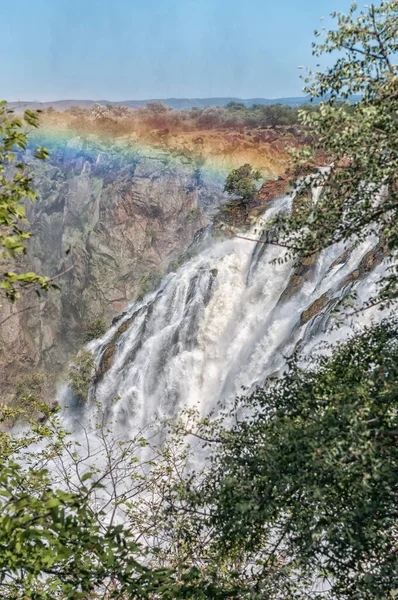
[0,101,55,303]
[0,400,241,599]
[262,1,398,308]
[180,318,398,599]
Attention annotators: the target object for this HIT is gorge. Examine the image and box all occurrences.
[61,190,387,436]
[0,107,300,406]
[1,106,388,434]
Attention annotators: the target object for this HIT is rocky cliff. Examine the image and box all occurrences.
[0,116,297,404]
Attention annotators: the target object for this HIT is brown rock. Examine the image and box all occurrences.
[300,293,329,325]
[329,248,352,270]
[342,241,386,287]
[279,253,319,303]
[258,176,290,205]
[97,343,116,377]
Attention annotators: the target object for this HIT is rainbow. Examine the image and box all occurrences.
[29,120,287,186]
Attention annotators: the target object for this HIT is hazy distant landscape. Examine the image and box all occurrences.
[8,96,314,112]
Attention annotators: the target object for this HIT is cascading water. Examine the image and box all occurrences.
[61,193,387,436]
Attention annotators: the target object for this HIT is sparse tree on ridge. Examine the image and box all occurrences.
[223,163,262,206]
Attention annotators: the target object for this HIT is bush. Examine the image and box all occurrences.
[9,371,49,421]
[67,350,95,402]
[14,371,47,403]
[223,163,261,205]
[84,318,107,342]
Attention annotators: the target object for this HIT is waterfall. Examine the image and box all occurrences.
[62,193,387,436]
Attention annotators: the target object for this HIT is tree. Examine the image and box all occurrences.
[166,3,398,598]
[0,398,237,599]
[197,106,227,129]
[67,349,96,402]
[265,0,398,310]
[0,102,54,303]
[255,104,298,127]
[177,319,398,599]
[225,102,247,111]
[84,317,108,342]
[0,408,213,599]
[145,101,169,114]
[223,164,261,206]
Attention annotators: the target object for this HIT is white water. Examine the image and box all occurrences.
[61,193,386,436]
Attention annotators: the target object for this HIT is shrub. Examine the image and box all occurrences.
[223,163,261,205]
[67,350,95,402]
[84,318,107,342]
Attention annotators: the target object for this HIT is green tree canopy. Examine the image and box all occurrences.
[223,164,261,205]
[264,0,398,309]
[182,319,398,598]
[254,104,299,127]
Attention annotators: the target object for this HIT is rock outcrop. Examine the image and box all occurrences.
[0,117,296,402]
[0,137,221,401]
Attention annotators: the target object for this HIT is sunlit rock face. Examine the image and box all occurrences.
[1,113,296,402]
[73,195,386,436]
[0,136,221,399]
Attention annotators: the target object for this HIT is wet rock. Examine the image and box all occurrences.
[329,248,352,271]
[111,312,127,326]
[280,253,318,303]
[342,242,386,287]
[258,176,290,205]
[300,293,329,325]
[116,315,135,336]
[97,343,116,378]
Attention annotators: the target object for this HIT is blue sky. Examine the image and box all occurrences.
[2,0,356,101]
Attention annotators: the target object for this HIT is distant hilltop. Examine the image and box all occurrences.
[7,96,329,112]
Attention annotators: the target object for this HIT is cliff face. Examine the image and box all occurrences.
[0,120,295,403]
[141,127,299,177]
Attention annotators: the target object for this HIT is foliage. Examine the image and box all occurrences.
[0,399,49,458]
[178,319,398,598]
[264,0,398,309]
[251,103,299,127]
[146,101,170,114]
[223,164,261,205]
[0,407,218,600]
[9,370,49,422]
[67,349,95,402]
[14,370,47,402]
[0,399,244,599]
[0,101,54,303]
[84,317,108,342]
[62,98,305,133]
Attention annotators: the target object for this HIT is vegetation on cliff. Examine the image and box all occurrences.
[263,0,398,309]
[58,99,304,134]
[223,164,261,206]
[67,350,96,403]
[84,317,108,342]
